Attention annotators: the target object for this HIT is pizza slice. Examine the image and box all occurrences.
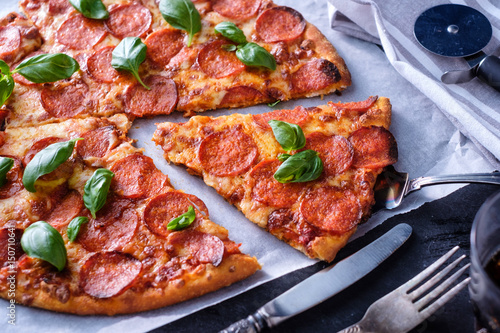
[153,96,398,262]
[4,0,350,128]
[0,114,260,315]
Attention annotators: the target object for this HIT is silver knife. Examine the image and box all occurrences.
[220,223,413,333]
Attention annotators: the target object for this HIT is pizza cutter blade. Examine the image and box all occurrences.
[414,4,500,91]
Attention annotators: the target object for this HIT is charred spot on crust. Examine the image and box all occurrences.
[318,59,341,84]
[292,59,341,93]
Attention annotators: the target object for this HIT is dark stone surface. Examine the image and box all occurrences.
[151,184,500,333]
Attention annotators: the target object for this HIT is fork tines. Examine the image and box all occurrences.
[403,246,471,317]
[337,246,471,333]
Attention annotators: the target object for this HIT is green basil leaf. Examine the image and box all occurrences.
[83,168,114,219]
[268,100,281,107]
[111,37,149,90]
[0,72,14,106]
[278,153,291,162]
[0,59,12,76]
[13,53,80,83]
[269,120,306,152]
[274,150,323,183]
[222,44,237,52]
[68,0,109,19]
[167,205,196,230]
[159,0,201,47]
[0,157,14,187]
[215,21,248,45]
[22,138,82,193]
[20,221,67,271]
[236,43,276,70]
[67,216,89,242]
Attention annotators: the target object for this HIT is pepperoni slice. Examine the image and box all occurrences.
[0,110,8,124]
[329,95,378,112]
[77,126,118,159]
[198,128,258,177]
[145,29,185,68]
[105,4,152,39]
[255,6,306,43]
[197,40,245,78]
[0,157,23,199]
[304,133,353,176]
[110,154,169,199]
[126,75,178,117]
[22,137,63,167]
[87,46,128,83]
[292,59,340,93]
[40,81,89,118]
[220,86,265,107]
[212,0,261,20]
[56,14,107,50]
[300,187,361,233]
[0,228,24,266]
[78,198,138,252]
[170,230,224,266]
[349,126,398,169]
[144,192,209,237]
[45,190,83,229]
[80,251,141,298]
[168,44,202,69]
[48,0,71,14]
[0,26,21,62]
[252,106,310,129]
[250,159,304,208]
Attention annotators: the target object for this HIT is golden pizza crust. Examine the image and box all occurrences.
[5,254,259,316]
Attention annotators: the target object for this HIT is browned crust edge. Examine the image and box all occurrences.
[302,22,352,91]
[4,254,260,316]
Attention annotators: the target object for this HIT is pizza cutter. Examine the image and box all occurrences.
[414,4,500,92]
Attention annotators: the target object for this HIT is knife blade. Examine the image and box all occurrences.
[220,223,413,333]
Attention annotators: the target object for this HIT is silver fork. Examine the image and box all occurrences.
[337,246,470,333]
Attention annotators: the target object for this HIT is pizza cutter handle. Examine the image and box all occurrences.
[476,55,500,92]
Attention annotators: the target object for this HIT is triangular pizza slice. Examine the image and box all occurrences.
[153,96,398,262]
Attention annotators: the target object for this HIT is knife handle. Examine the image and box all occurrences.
[476,55,500,92]
[219,312,267,333]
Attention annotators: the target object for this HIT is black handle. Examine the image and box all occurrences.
[220,317,258,333]
[476,55,500,92]
[219,313,267,333]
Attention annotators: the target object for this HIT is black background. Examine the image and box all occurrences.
[152,183,500,333]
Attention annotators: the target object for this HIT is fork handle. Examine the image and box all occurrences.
[337,324,365,333]
[408,173,500,194]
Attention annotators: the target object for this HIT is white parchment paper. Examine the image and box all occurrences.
[1,0,496,332]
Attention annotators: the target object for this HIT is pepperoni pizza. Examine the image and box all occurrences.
[0,0,381,317]
[0,0,350,128]
[0,114,260,315]
[153,96,398,262]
